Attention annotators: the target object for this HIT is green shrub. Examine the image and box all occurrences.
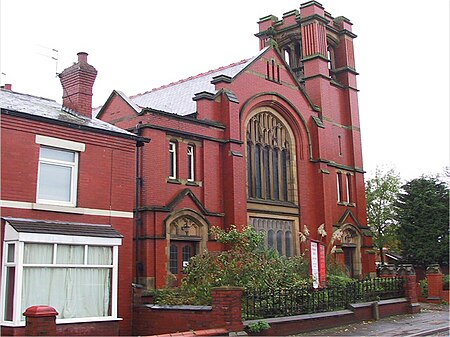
[153,226,359,306]
[152,287,201,305]
[419,279,428,297]
[182,226,312,293]
[327,274,353,287]
[326,257,352,286]
[443,274,450,290]
[247,321,270,333]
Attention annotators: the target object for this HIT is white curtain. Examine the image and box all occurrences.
[21,244,111,320]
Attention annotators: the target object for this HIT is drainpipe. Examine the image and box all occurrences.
[135,122,145,284]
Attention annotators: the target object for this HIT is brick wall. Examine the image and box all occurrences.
[97,1,376,289]
[0,113,137,336]
[133,287,243,336]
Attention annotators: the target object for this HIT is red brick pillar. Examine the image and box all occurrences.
[211,287,244,332]
[23,306,58,336]
[397,264,421,314]
[426,264,443,303]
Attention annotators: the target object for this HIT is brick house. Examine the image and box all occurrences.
[98,1,376,291]
[0,53,148,336]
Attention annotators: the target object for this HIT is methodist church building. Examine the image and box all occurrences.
[98,1,376,289]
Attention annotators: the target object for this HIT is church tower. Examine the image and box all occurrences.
[256,1,373,277]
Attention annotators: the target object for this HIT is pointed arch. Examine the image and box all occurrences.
[239,92,313,161]
[164,209,209,252]
[245,107,298,203]
[338,223,363,278]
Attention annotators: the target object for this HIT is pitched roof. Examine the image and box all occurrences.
[128,48,268,116]
[3,217,123,238]
[0,88,143,141]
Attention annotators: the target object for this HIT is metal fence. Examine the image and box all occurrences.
[242,277,405,320]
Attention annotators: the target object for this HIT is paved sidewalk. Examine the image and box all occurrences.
[292,303,449,336]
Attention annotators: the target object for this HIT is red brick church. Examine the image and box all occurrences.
[98,0,376,290]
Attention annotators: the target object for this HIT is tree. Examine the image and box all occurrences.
[395,176,449,267]
[365,167,401,264]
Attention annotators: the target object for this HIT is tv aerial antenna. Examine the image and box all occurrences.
[36,44,59,76]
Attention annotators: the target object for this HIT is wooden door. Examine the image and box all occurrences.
[343,247,355,278]
[169,241,196,286]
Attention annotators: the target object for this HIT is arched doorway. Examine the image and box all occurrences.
[340,226,362,278]
[165,210,208,286]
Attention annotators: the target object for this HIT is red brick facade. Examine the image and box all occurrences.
[98,1,375,290]
[1,2,376,335]
[0,54,146,335]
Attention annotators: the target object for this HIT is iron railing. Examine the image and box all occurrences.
[242,277,405,320]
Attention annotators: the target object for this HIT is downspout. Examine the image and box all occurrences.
[135,122,144,284]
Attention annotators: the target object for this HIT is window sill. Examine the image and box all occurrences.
[337,202,356,207]
[167,178,203,187]
[167,178,182,185]
[32,203,85,214]
[247,198,298,208]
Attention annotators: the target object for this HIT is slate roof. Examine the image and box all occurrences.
[3,217,123,238]
[128,48,268,116]
[0,88,142,140]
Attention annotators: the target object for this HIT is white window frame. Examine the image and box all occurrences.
[169,141,177,179]
[0,224,121,326]
[35,135,85,207]
[337,172,343,203]
[346,173,353,204]
[187,145,195,182]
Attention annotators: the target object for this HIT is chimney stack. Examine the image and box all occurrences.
[2,84,12,90]
[59,52,97,118]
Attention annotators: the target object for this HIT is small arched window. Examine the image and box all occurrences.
[187,144,195,181]
[327,45,336,79]
[284,48,291,66]
[285,231,292,257]
[169,245,178,274]
[276,230,283,255]
[268,229,274,249]
[169,141,177,179]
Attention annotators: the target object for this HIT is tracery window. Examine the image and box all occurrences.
[246,111,293,202]
[251,217,294,256]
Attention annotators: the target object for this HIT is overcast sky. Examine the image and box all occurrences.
[1,0,448,181]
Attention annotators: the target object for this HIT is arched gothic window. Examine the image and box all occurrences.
[246,111,294,202]
[327,44,337,80]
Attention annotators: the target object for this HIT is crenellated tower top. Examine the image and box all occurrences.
[255,1,357,88]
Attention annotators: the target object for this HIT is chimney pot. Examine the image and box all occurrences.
[59,52,97,118]
[77,52,88,63]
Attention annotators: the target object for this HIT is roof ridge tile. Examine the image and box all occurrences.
[130,58,249,99]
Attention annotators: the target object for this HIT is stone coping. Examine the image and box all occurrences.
[244,309,353,325]
[350,298,407,309]
[144,304,212,311]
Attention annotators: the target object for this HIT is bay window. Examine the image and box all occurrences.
[1,219,121,326]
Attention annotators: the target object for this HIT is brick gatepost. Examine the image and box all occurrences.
[23,305,58,336]
[426,264,443,303]
[211,287,244,332]
[397,264,421,314]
